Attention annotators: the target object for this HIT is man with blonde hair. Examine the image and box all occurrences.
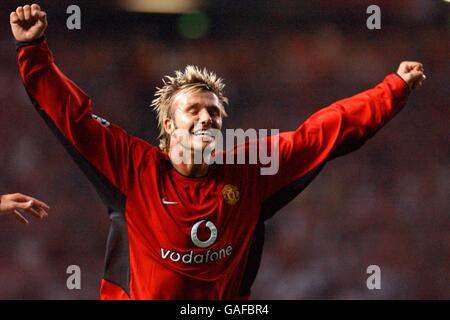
[152,65,229,152]
[11,4,425,299]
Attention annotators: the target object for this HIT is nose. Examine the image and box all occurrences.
[198,109,212,127]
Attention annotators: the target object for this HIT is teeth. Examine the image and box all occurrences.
[193,131,212,136]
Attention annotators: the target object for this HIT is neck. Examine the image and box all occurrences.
[168,146,210,178]
[171,161,209,178]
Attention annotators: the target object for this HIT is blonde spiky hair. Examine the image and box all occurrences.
[151,65,229,151]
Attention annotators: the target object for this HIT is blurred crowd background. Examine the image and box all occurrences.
[0,0,448,299]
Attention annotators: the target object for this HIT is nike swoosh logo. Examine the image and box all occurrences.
[162,198,178,205]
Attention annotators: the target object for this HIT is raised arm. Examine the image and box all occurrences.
[11,4,137,208]
[259,65,425,215]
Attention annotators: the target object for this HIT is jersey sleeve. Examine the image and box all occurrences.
[257,74,410,217]
[17,38,136,202]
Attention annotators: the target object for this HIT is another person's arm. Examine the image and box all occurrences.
[0,193,49,224]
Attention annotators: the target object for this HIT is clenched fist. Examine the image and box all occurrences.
[396,61,426,91]
[10,4,47,42]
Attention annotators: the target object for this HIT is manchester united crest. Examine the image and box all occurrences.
[221,184,240,205]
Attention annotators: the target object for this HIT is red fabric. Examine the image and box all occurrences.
[18,41,409,299]
[100,279,130,300]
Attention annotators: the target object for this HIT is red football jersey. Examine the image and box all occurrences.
[17,39,409,299]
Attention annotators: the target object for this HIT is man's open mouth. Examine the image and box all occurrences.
[192,130,214,138]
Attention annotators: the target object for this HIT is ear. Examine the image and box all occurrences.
[163,117,175,135]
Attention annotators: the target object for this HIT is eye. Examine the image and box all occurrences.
[188,108,198,115]
[208,107,221,117]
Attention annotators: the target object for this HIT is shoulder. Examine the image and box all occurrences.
[130,136,165,162]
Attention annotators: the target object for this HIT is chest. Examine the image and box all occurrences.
[130,163,256,247]
[125,161,266,279]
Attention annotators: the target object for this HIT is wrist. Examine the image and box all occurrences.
[15,35,45,52]
[394,73,411,93]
